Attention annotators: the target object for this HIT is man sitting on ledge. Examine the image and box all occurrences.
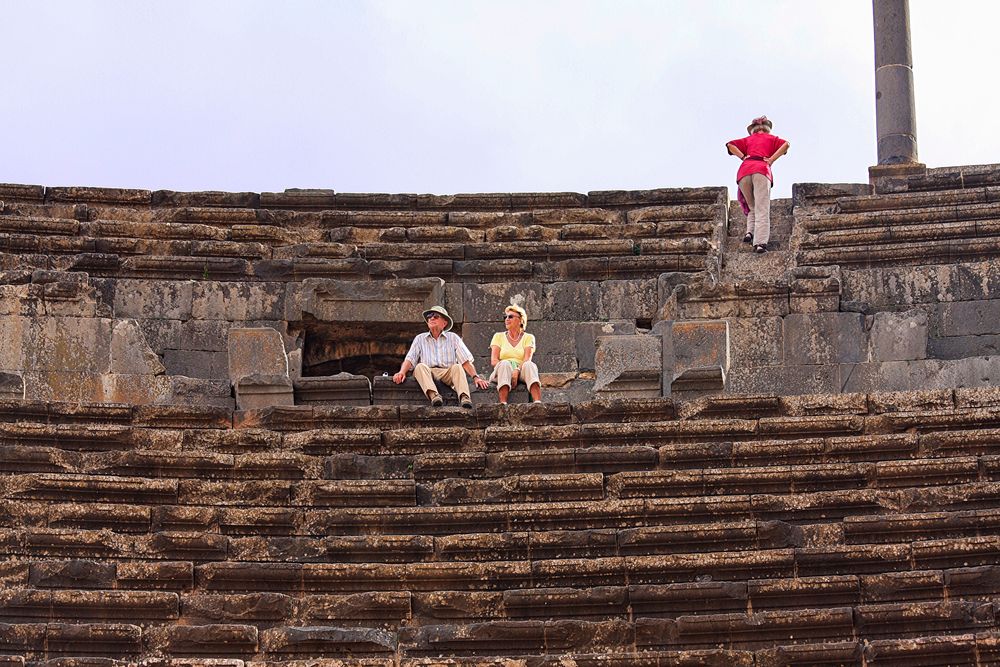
[392,306,490,408]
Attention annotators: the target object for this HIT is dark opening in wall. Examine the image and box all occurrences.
[299,314,424,378]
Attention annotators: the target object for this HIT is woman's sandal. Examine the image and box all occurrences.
[754,243,767,254]
[742,232,753,244]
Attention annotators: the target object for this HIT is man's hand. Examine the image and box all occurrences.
[392,371,406,384]
[474,376,490,390]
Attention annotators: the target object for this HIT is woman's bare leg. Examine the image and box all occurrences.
[529,383,541,402]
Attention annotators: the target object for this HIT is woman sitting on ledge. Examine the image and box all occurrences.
[489,304,541,404]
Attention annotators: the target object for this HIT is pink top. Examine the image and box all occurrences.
[727,133,788,184]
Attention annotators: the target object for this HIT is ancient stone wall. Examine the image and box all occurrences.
[4,165,1000,663]
[3,165,1000,408]
[0,183,727,407]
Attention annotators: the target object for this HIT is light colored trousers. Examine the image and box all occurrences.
[739,172,772,245]
[490,360,540,390]
[413,363,471,400]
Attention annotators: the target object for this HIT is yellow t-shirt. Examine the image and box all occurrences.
[490,331,536,367]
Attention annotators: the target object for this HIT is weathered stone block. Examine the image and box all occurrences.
[191,282,286,321]
[951,356,1000,388]
[928,334,1000,360]
[180,320,231,352]
[138,319,182,355]
[594,334,662,397]
[727,364,840,395]
[843,262,1000,310]
[114,279,194,320]
[111,319,165,375]
[543,282,600,321]
[0,315,31,370]
[841,360,953,393]
[870,309,927,362]
[30,317,113,373]
[443,282,464,325]
[37,272,107,318]
[22,370,104,403]
[599,279,658,320]
[783,313,866,365]
[167,376,234,408]
[937,299,1000,337]
[0,372,24,399]
[228,328,288,383]
[0,284,38,318]
[236,374,295,410]
[576,321,637,372]
[671,366,726,394]
[100,373,172,404]
[728,317,783,367]
[294,373,372,406]
[656,319,730,397]
[672,320,730,370]
[294,278,445,323]
[287,349,303,380]
[164,349,228,379]
[463,282,543,323]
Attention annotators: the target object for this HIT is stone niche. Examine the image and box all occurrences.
[291,277,446,378]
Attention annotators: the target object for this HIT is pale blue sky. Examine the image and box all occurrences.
[2,1,996,198]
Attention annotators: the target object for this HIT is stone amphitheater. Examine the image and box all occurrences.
[4,4,1000,664]
[2,160,1000,666]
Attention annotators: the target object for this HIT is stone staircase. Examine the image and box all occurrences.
[720,198,795,282]
[4,388,1000,663]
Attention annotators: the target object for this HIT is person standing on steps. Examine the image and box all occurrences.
[726,116,790,254]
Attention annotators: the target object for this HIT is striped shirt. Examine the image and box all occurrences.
[404,331,474,369]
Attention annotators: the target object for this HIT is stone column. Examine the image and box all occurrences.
[873,0,918,164]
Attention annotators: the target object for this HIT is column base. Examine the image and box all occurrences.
[869,162,927,194]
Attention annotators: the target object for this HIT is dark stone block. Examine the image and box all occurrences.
[162,349,228,379]
[928,334,1000,359]
[543,281,601,321]
[29,560,116,589]
[783,312,867,365]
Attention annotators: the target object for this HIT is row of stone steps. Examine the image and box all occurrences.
[1,203,721,234]
[1,452,996,506]
[0,219,715,254]
[0,610,998,661]
[4,251,707,284]
[0,183,725,210]
[2,432,987,478]
[4,389,1000,663]
[4,507,1000,561]
[4,479,1000,539]
[796,168,1000,268]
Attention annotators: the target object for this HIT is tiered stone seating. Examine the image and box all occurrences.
[796,165,1000,268]
[0,184,725,284]
[4,388,1000,663]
